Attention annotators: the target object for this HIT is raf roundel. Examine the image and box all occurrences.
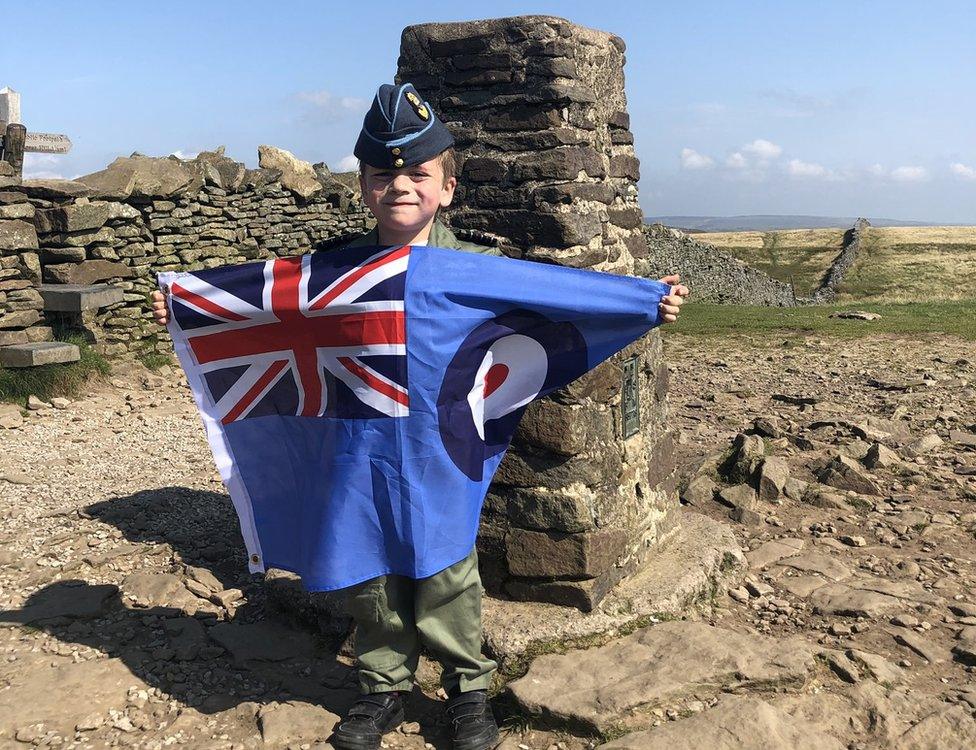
[436,309,589,481]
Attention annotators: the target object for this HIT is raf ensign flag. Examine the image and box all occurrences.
[160,245,670,591]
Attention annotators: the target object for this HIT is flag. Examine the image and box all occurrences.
[160,244,670,591]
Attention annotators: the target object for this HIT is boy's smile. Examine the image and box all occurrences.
[360,158,457,246]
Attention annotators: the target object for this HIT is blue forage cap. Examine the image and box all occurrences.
[353,83,454,169]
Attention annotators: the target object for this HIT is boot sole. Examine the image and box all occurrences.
[331,706,405,750]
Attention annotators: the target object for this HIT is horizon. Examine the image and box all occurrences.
[1,1,973,224]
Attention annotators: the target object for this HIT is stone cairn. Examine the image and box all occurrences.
[398,16,679,610]
[0,147,371,361]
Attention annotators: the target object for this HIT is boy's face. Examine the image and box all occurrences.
[359,157,457,237]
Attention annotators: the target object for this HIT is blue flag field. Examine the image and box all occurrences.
[159,244,670,591]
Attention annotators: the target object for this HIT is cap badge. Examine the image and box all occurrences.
[405,90,430,121]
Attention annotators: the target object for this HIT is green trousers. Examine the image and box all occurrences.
[345,547,498,694]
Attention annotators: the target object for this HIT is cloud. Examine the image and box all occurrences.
[295,90,367,123]
[950,162,976,180]
[170,149,199,160]
[741,139,782,161]
[890,166,928,182]
[786,159,828,178]
[868,163,886,177]
[680,148,714,170]
[22,152,65,180]
[725,152,747,169]
[334,154,359,172]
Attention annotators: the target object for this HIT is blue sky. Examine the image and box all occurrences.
[3,1,974,222]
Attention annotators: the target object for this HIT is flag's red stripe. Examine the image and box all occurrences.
[309,245,409,311]
[295,347,323,417]
[189,311,405,364]
[172,282,248,322]
[221,360,288,424]
[271,257,302,318]
[338,357,409,407]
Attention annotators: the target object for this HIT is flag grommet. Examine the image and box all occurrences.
[250,554,260,564]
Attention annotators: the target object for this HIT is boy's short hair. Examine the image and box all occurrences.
[358,147,457,186]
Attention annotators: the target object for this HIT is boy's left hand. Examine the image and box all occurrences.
[657,275,689,324]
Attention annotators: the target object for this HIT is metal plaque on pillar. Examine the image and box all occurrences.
[622,355,640,438]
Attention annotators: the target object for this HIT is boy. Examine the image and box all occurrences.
[151,83,688,750]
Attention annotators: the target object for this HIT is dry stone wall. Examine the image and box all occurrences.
[8,148,371,355]
[0,162,47,347]
[640,224,796,307]
[398,16,678,610]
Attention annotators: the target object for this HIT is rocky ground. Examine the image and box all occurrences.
[0,330,974,748]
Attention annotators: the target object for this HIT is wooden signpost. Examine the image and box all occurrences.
[0,87,72,177]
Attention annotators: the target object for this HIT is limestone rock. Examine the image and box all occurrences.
[192,147,246,191]
[0,219,38,251]
[258,701,340,746]
[717,483,757,511]
[19,179,92,201]
[721,433,765,484]
[863,442,900,469]
[120,571,206,613]
[758,456,790,502]
[258,145,322,200]
[817,454,881,496]
[208,620,316,663]
[44,259,134,285]
[599,695,845,749]
[509,621,817,732]
[746,538,804,570]
[681,475,717,506]
[0,403,24,429]
[905,432,943,457]
[78,154,198,200]
[0,581,118,624]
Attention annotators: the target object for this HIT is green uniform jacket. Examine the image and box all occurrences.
[343,219,503,256]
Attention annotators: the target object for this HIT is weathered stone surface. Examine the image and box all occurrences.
[45,202,111,233]
[509,621,816,732]
[44,259,134,285]
[258,145,321,200]
[258,701,340,746]
[681,475,717,506]
[78,154,198,200]
[504,485,597,532]
[746,538,804,569]
[599,695,846,750]
[773,551,852,581]
[39,283,124,312]
[863,442,900,469]
[890,705,976,750]
[120,571,206,613]
[0,309,41,329]
[721,433,765,484]
[208,620,316,663]
[817,454,882,495]
[506,527,629,578]
[717,483,757,511]
[192,147,246,191]
[758,456,790,502]
[0,219,38,251]
[515,399,611,456]
[0,342,80,368]
[19,179,93,201]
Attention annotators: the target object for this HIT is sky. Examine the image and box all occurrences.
[2,1,974,223]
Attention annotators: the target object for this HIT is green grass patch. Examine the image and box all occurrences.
[0,333,111,405]
[666,300,976,341]
[136,350,173,371]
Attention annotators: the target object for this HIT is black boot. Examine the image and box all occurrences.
[446,690,499,750]
[331,692,405,750]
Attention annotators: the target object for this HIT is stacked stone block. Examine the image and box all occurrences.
[17,149,372,357]
[398,16,679,610]
[0,161,48,346]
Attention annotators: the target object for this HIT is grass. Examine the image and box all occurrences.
[666,300,976,341]
[0,333,111,405]
[695,225,976,301]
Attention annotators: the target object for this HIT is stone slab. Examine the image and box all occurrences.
[510,620,817,733]
[39,283,124,312]
[482,511,743,673]
[0,341,80,367]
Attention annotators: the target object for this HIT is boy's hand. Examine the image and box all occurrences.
[151,288,170,326]
[657,274,689,324]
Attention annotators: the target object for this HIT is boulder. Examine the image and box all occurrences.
[258,145,322,200]
[758,456,790,502]
[192,147,246,191]
[721,433,765,484]
[77,154,199,200]
[817,454,881,496]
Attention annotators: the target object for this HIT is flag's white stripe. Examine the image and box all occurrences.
[262,259,275,316]
[307,249,408,309]
[197,350,293,374]
[172,273,267,319]
[315,343,406,357]
[322,354,408,418]
[302,300,404,317]
[214,357,293,422]
[348,355,408,397]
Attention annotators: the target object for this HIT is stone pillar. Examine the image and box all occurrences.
[398,16,679,611]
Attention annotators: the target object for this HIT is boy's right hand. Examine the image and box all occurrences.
[151,288,170,326]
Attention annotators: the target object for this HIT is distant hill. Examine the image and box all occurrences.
[645,215,954,232]
[694,226,976,302]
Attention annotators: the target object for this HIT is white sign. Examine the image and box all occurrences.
[25,132,72,154]
[0,87,21,124]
